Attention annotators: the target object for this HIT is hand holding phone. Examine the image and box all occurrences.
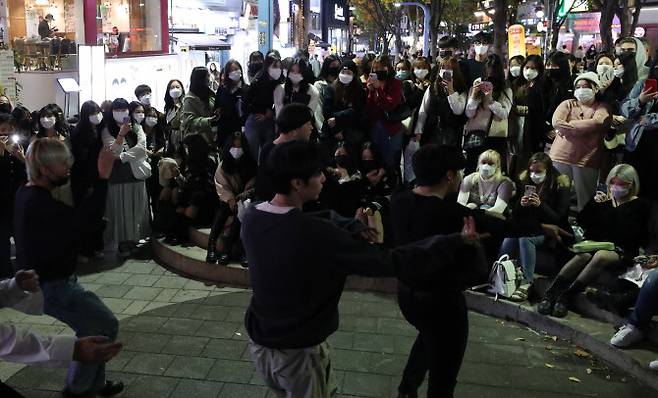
[524,185,536,198]
[644,78,657,93]
[442,69,453,82]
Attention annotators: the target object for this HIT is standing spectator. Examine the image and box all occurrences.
[101,99,151,254]
[575,45,585,62]
[14,138,124,398]
[214,59,249,148]
[414,56,468,147]
[143,106,166,217]
[243,53,284,162]
[276,58,320,116]
[208,62,221,92]
[412,57,432,92]
[585,44,598,70]
[163,79,185,158]
[0,114,26,278]
[36,104,74,207]
[11,106,35,144]
[618,37,650,80]
[512,55,544,173]
[310,54,322,78]
[550,72,611,211]
[246,51,264,83]
[315,55,342,135]
[464,31,493,85]
[181,67,218,143]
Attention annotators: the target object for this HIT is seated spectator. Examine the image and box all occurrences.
[360,142,397,202]
[321,142,365,218]
[500,153,571,301]
[206,132,257,265]
[538,164,650,318]
[609,267,658,371]
[458,149,514,215]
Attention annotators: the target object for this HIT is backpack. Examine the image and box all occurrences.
[474,255,521,300]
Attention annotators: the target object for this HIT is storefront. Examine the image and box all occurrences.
[322,0,349,55]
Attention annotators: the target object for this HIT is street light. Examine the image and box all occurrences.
[394,2,430,57]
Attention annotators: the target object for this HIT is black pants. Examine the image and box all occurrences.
[397,288,468,398]
[77,180,109,257]
[0,381,24,398]
[0,218,13,278]
[208,202,241,257]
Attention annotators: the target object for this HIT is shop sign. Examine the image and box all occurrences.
[508,24,526,58]
[527,45,542,56]
[335,4,345,21]
[470,23,488,31]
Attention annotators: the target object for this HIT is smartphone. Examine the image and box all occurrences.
[644,78,657,93]
[368,73,378,82]
[11,134,20,143]
[480,81,493,92]
[123,116,131,124]
[524,185,536,198]
[442,69,453,82]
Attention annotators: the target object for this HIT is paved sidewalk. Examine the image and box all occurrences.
[0,256,654,397]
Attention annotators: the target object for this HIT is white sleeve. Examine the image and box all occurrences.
[0,278,28,309]
[489,88,513,119]
[488,197,509,214]
[273,84,285,117]
[447,92,467,115]
[414,88,432,136]
[457,190,470,206]
[0,324,75,367]
[465,95,480,118]
[307,85,320,116]
[101,127,123,156]
[119,126,147,163]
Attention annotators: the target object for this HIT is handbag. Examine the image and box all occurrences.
[472,255,521,299]
[463,112,493,150]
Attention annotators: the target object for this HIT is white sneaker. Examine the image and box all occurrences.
[610,324,644,348]
[650,360,658,371]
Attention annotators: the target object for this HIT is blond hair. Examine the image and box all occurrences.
[606,163,640,197]
[25,138,71,182]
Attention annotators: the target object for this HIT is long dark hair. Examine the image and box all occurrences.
[253,53,284,84]
[164,79,185,113]
[284,58,311,100]
[546,51,572,86]
[182,133,210,173]
[483,54,507,101]
[11,105,35,135]
[189,67,213,104]
[334,69,364,107]
[129,101,144,125]
[319,55,340,81]
[37,104,69,138]
[434,57,467,96]
[76,100,101,138]
[514,55,545,90]
[518,152,559,200]
[221,131,257,179]
[101,98,136,147]
[221,59,245,87]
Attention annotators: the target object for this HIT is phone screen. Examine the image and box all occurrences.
[442,70,453,81]
[123,116,131,124]
[368,73,377,81]
[524,185,536,197]
[644,79,657,93]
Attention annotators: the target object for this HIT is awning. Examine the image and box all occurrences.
[173,34,231,51]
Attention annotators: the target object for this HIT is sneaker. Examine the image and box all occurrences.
[610,324,643,348]
[650,360,658,371]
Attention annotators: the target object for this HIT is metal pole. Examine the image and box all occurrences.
[396,2,430,58]
[258,0,273,54]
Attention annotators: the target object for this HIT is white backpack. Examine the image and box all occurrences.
[477,255,520,299]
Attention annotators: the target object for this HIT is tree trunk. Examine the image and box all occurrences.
[619,0,633,37]
[430,31,438,60]
[395,32,404,56]
[430,0,443,60]
[492,0,508,60]
[600,0,617,52]
[631,0,644,34]
[550,18,562,51]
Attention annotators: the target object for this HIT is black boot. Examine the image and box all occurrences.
[553,280,586,318]
[537,275,571,315]
[206,236,219,264]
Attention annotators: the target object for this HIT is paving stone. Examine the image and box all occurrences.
[217,291,252,307]
[77,273,100,283]
[164,356,216,379]
[342,372,391,397]
[169,379,223,398]
[20,314,58,325]
[123,286,163,301]
[154,275,190,289]
[121,274,161,287]
[0,362,25,381]
[393,335,416,355]
[123,353,175,375]
[206,359,254,383]
[195,320,241,339]
[160,317,204,336]
[189,304,230,321]
[15,389,58,398]
[80,282,103,292]
[464,341,530,367]
[202,338,248,359]
[118,331,171,353]
[184,279,218,291]
[332,349,372,372]
[123,375,180,398]
[101,298,134,313]
[225,307,247,322]
[119,261,158,274]
[327,331,354,350]
[339,315,378,333]
[6,366,66,391]
[368,352,408,376]
[376,317,417,336]
[171,289,211,303]
[154,288,181,302]
[121,315,169,333]
[359,301,401,318]
[353,332,396,353]
[141,301,178,316]
[94,272,132,285]
[106,349,138,372]
[95,284,133,298]
[161,335,210,356]
[220,383,268,398]
[122,300,151,315]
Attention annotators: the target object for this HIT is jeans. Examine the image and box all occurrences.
[42,276,118,394]
[372,122,403,168]
[500,235,546,283]
[244,114,275,164]
[630,269,658,329]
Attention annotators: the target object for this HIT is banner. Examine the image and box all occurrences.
[508,24,526,58]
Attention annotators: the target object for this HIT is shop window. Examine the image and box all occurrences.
[97,0,162,54]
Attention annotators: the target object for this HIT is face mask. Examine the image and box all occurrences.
[228,70,242,82]
[249,63,263,76]
[133,112,145,123]
[439,50,453,59]
[338,72,354,85]
[414,69,429,79]
[574,87,595,103]
[229,147,244,159]
[40,117,56,129]
[375,70,388,81]
[89,113,103,126]
[596,65,612,75]
[474,45,489,55]
[614,67,625,78]
[139,94,151,106]
[509,66,521,77]
[479,164,495,179]
[268,67,282,80]
[145,116,158,127]
[523,68,539,81]
[395,70,410,80]
[328,66,341,77]
[169,88,183,99]
[610,185,630,200]
[113,110,129,124]
[530,171,547,185]
[288,72,304,84]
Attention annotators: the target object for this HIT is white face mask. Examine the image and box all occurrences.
[614,67,625,78]
[169,88,183,99]
[414,69,429,79]
[40,117,56,129]
[89,113,103,126]
[228,70,242,82]
[229,147,244,159]
[523,68,539,81]
[269,67,282,80]
[288,72,304,84]
[610,185,630,200]
[133,112,145,123]
[596,65,612,75]
[530,171,547,184]
[474,44,489,55]
[479,164,496,179]
[574,87,595,103]
[139,94,151,106]
[113,110,129,124]
[338,72,354,85]
[145,116,158,127]
[509,66,521,77]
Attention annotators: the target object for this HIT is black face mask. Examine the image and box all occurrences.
[0,103,11,114]
[248,63,263,76]
[328,66,341,77]
[50,175,70,187]
[335,155,350,168]
[439,50,453,59]
[362,160,378,173]
[375,70,389,81]
[547,69,563,80]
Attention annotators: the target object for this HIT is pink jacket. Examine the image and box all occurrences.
[550,99,611,168]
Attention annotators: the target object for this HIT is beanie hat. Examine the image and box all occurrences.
[574,71,600,89]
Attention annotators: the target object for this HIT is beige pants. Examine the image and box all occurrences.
[249,340,335,398]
